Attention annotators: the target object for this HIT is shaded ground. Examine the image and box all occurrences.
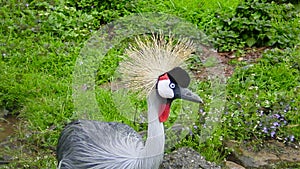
[193,47,269,80]
[225,140,300,169]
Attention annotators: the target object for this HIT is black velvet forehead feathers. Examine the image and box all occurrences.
[167,67,190,88]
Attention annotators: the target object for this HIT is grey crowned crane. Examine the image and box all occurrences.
[57,35,202,169]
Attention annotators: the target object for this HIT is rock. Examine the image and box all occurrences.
[237,57,244,61]
[225,140,300,169]
[225,161,245,169]
[0,107,9,118]
[160,147,221,169]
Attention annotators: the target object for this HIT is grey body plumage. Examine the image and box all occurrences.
[57,120,155,169]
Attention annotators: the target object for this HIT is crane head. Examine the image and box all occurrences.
[156,67,202,122]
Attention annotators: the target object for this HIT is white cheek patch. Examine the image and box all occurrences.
[157,80,174,99]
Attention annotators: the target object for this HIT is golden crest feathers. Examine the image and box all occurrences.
[119,33,195,95]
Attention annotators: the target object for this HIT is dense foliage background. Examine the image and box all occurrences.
[0,0,299,168]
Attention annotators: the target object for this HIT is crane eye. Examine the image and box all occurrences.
[169,83,176,89]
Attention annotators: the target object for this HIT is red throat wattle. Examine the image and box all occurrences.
[159,103,171,122]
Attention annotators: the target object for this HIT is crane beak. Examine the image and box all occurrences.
[176,87,203,103]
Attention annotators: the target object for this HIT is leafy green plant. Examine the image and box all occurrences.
[66,0,137,25]
[224,48,300,142]
[205,0,300,51]
[32,1,96,41]
[265,0,300,4]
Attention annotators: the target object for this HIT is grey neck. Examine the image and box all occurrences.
[141,90,166,158]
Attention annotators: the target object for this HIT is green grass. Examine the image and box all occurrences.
[0,0,299,168]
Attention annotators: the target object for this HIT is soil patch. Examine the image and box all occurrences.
[0,115,18,142]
